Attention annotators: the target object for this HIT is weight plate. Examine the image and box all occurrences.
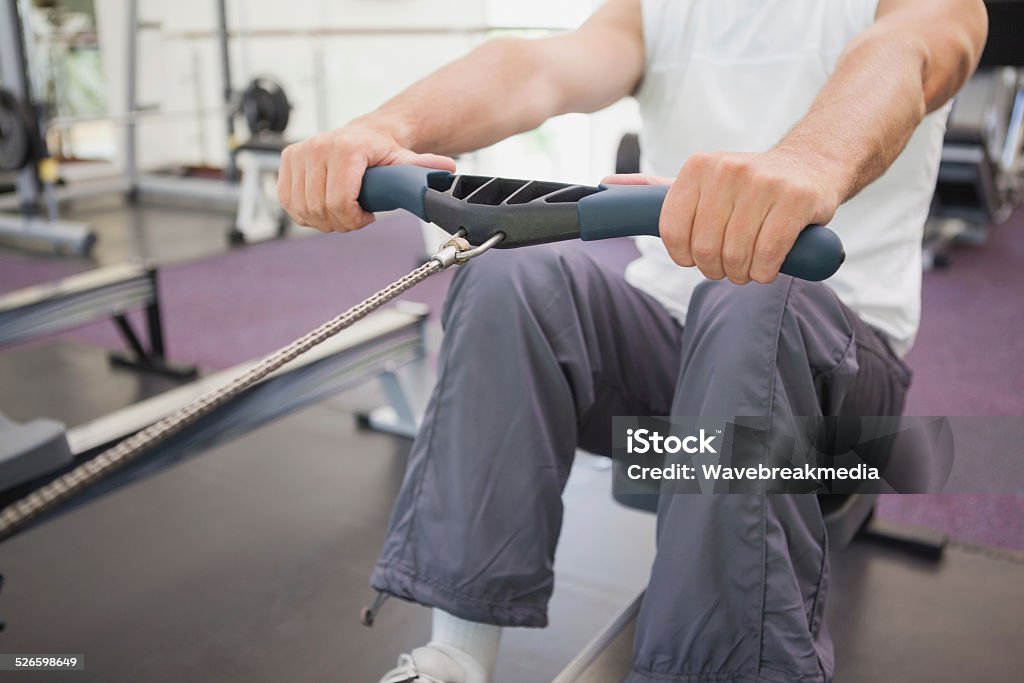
[241,77,291,136]
[0,89,32,172]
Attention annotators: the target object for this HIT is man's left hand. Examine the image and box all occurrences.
[603,150,844,284]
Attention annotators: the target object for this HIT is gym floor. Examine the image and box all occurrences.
[0,197,1023,681]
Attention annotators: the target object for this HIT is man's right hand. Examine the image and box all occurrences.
[277,122,456,234]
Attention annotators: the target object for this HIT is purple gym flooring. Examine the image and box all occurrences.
[0,196,1022,681]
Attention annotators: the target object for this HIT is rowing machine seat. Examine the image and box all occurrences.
[0,412,72,493]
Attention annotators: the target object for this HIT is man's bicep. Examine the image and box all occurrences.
[541,0,645,114]
[872,0,988,110]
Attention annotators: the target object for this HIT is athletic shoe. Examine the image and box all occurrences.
[378,643,487,683]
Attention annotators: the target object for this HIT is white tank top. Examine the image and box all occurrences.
[627,0,949,356]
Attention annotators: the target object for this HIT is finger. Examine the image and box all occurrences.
[689,180,735,281]
[325,160,373,232]
[333,158,375,230]
[659,180,699,268]
[407,152,457,172]
[277,149,293,216]
[304,159,328,226]
[721,192,772,285]
[599,173,673,186]
[289,159,309,227]
[749,204,803,284]
[390,148,457,173]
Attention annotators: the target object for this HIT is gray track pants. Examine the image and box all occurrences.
[371,242,911,682]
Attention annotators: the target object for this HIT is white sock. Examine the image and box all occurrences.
[429,608,503,679]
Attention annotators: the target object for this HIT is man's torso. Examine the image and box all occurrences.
[628,0,950,356]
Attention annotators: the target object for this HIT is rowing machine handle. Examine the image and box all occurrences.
[358,165,845,282]
[577,185,845,282]
[357,164,443,220]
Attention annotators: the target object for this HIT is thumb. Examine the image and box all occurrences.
[600,173,673,186]
[395,150,458,173]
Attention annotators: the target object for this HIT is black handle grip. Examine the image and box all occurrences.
[577,184,845,282]
[357,165,452,220]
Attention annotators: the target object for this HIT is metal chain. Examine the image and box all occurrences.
[0,232,501,542]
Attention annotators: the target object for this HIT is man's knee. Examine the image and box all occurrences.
[687,277,840,335]
[680,277,857,416]
[686,277,795,336]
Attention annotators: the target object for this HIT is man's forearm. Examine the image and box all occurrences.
[352,0,643,157]
[354,38,564,157]
[775,35,929,203]
[776,2,987,203]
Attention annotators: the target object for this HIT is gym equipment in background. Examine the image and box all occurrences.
[924,0,1023,268]
[229,136,291,244]
[121,0,292,207]
[0,304,429,535]
[357,165,846,281]
[0,0,296,255]
[0,263,196,378]
[0,0,96,255]
[238,77,291,137]
[125,0,293,245]
[0,89,32,173]
[0,412,72,495]
[228,77,293,245]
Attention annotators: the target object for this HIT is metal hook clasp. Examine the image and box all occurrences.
[430,230,505,268]
[455,232,505,262]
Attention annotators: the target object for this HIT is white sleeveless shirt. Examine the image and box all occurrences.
[627,0,949,356]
